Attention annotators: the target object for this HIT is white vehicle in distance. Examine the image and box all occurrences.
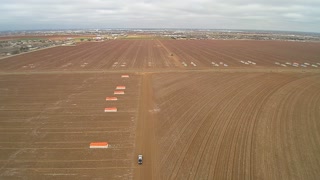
[138,155,143,165]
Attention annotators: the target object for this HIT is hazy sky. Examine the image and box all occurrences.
[1,0,320,32]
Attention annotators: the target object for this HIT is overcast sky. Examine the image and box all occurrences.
[1,0,320,32]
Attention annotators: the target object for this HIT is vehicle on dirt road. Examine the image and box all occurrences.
[138,155,143,165]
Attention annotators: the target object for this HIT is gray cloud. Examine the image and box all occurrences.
[0,0,319,32]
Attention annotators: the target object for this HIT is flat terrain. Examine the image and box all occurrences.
[0,40,320,71]
[0,73,140,179]
[152,72,320,179]
[0,40,320,179]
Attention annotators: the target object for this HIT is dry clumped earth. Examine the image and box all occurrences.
[0,39,320,179]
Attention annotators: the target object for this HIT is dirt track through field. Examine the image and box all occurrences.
[133,73,158,180]
[156,40,182,68]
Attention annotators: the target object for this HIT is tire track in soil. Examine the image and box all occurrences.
[155,73,253,179]
[148,41,156,69]
[35,42,115,70]
[206,74,291,179]
[255,75,320,179]
[85,41,123,70]
[130,40,143,68]
[155,73,244,145]
[271,75,320,179]
[222,75,285,179]
[156,40,183,68]
[188,74,276,179]
[195,41,267,66]
[156,74,216,137]
[162,41,199,67]
[158,76,222,166]
[114,41,137,70]
[228,75,296,180]
[170,74,267,179]
[158,74,217,132]
[152,72,315,180]
[245,76,301,180]
[156,41,174,68]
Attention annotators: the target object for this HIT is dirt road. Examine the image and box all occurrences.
[133,73,158,180]
[155,40,182,68]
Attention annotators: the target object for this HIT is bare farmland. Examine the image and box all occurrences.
[0,40,320,71]
[0,39,320,179]
[0,73,140,179]
[151,72,320,179]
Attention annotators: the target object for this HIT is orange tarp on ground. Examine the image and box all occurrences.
[90,142,109,148]
[106,97,118,101]
[116,86,126,90]
[114,91,124,94]
[104,107,117,112]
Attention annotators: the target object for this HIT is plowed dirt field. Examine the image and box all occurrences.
[1,40,320,71]
[151,72,320,179]
[1,40,320,179]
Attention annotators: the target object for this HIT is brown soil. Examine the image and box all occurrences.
[0,40,320,179]
[0,40,319,72]
[151,72,320,179]
[0,73,140,179]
